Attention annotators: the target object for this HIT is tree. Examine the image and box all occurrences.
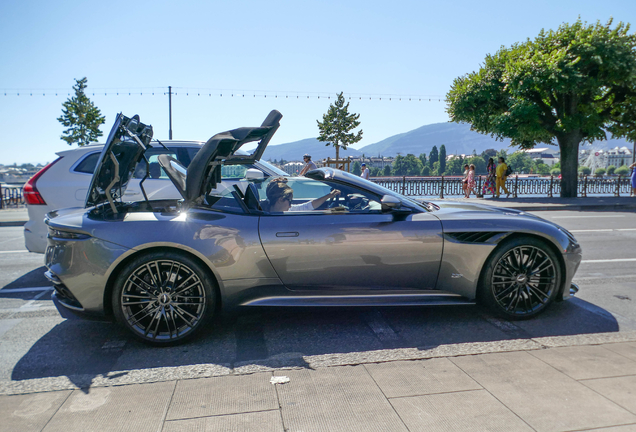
[615,165,630,175]
[438,145,447,174]
[421,165,431,176]
[507,152,535,174]
[370,167,381,177]
[418,153,427,167]
[594,168,606,176]
[392,154,423,176]
[445,156,465,175]
[383,165,392,176]
[429,146,439,169]
[480,149,498,165]
[465,156,487,174]
[579,166,592,175]
[607,165,616,175]
[57,77,105,146]
[317,92,363,161]
[446,19,636,197]
[352,161,362,176]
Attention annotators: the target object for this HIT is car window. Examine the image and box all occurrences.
[133,147,195,179]
[257,177,382,214]
[206,186,245,214]
[73,152,101,174]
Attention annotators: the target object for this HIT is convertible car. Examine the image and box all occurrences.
[45,111,582,345]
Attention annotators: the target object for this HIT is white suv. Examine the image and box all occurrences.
[24,141,286,253]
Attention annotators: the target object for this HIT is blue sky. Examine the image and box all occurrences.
[1,0,635,165]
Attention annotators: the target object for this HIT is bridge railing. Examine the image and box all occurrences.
[0,186,25,209]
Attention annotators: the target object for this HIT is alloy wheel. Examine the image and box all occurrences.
[120,259,207,341]
[491,245,557,316]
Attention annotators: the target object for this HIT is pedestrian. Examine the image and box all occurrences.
[630,161,636,197]
[482,158,496,197]
[495,157,510,198]
[360,163,370,180]
[299,154,317,176]
[462,164,469,197]
[465,164,476,198]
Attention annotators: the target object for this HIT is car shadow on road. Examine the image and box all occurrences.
[8,295,624,393]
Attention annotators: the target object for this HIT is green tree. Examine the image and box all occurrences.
[551,168,561,176]
[481,148,498,165]
[466,156,487,174]
[535,161,551,175]
[507,152,535,174]
[615,165,630,175]
[57,77,105,146]
[418,153,427,167]
[370,167,381,177]
[607,165,617,175]
[579,166,592,175]
[429,146,439,169]
[432,161,440,176]
[383,164,392,176]
[447,19,636,197]
[317,92,363,161]
[445,156,465,175]
[352,161,362,176]
[392,154,423,176]
[594,168,606,176]
[421,165,431,176]
[438,145,447,174]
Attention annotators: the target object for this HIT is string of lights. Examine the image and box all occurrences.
[1,87,444,102]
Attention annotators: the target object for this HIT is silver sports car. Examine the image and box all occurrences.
[45,111,582,345]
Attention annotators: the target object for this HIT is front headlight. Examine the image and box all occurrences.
[48,228,91,240]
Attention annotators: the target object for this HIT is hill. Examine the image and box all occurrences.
[263,122,634,161]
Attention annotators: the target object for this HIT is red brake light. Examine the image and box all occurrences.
[23,157,62,205]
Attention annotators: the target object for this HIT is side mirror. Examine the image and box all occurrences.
[245,169,265,180]
[381,195,402,212]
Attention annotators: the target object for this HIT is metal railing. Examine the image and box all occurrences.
[371,175,633,198]
[0,186,25,209]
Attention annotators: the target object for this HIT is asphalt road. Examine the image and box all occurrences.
[1,208,635,395]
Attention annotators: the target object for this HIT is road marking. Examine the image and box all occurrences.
[0,250,31,254]
[0,287,52,293]
[551,215,626,219]
[581,258,636,264]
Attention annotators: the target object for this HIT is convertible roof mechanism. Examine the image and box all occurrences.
[160,110,283,205]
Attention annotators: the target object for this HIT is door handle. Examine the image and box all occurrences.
[276,232,299,237]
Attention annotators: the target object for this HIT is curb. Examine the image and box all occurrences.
[0,221,26,227]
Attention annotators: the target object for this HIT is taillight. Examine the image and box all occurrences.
[23,157,62,205]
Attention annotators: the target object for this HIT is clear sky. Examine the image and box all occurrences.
[1,0,635,165]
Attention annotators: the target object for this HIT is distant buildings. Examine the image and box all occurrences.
[521,147,559,166]
[579,146,633,170]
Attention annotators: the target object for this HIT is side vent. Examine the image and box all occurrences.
[445,232,502,243]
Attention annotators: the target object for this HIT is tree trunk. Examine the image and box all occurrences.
[335,145,340,164]
[556,132,582,198]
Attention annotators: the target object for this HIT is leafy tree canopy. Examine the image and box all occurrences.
[57,77,105,146]
[352,161,362,176]
[429,146,439,168]
[446,19,636,197]
[392,154,423,176]
[439,145,447,174]
[317,92,363,162]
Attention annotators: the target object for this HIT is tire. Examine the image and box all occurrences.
[112,251,216,345]
[479,236,561,319]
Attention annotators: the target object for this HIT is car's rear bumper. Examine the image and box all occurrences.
[24,205,49,253]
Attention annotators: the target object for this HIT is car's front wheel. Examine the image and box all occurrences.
[479,237,561,319]
[112,251,215,345]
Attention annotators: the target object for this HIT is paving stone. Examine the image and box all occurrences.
[163,409,284,432]
[42,381,175,432]
[0,390,71,432]
[166,373,278,420]
[578,425,636,431]
[390,389,534,432]
[364,358,481,398]
[529,345,636,380]
[604,342,636,362]
[452,351,636,432]
[583,376,636,415]
[276,365,408,432]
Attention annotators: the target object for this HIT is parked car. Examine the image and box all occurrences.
[45,111,582,345]
[24,140,286,253]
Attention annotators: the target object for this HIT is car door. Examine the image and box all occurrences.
[258,179,443,291]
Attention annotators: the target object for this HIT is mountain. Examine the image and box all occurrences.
[263,122,635,161]
[262,138,362,162]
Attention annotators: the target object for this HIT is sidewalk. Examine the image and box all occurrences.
[2,332,636,432]
[1,196,635,227]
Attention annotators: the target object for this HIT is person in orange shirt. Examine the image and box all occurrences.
[495,157,510,198]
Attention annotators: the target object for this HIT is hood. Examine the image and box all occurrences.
[85,113,153,212]
[159,110,282,206]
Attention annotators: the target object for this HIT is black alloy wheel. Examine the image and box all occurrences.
[113,251,215,345]
[480,237,560,319]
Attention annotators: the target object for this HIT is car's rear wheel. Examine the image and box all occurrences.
[479,237,561,319]
[112,251,215,345]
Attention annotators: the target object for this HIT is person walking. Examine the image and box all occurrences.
[299,154,317,176]
[465,164,476,198]
[482,158,496,197]
[630,161,636,197]
[360,163,370,180]
[462,164,470,197]
[495,157,510,198]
